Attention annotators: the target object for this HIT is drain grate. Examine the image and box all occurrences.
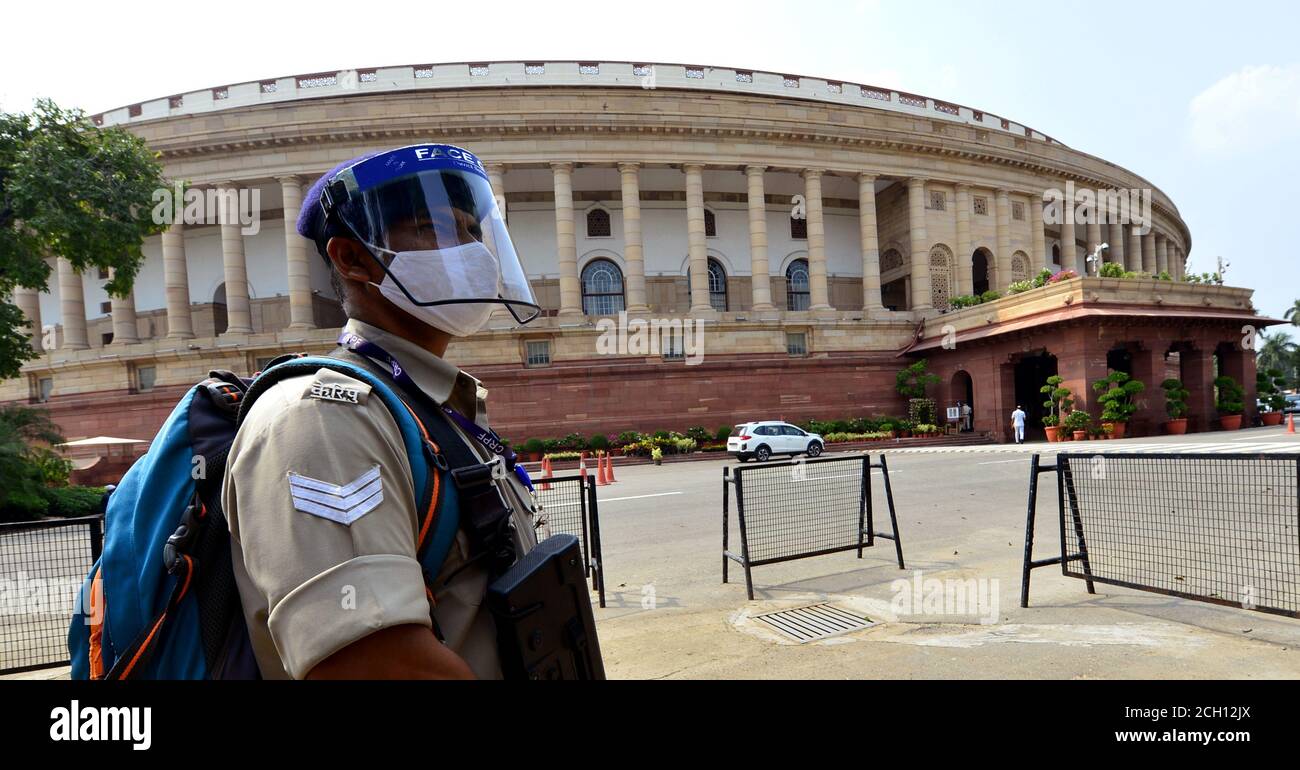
[753,603,875,643]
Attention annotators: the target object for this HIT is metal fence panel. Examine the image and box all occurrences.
[724,454,905,600]
[734,456,867,565]
[1058,453,1299,617]
[535,475,604,607]
[0,516,102,674]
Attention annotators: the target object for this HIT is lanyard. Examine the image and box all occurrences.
[337,330,534,492]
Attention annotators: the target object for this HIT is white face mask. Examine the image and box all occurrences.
[370,241,502,337]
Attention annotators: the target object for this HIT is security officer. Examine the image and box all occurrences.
[222,144,542,679]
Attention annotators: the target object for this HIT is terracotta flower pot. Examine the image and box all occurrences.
[1103,422,1126,440]
[1218,415,1243,431]
[1262,412,1283,426]
[1164,418,1188,435]
[1073,430,1087,441]
[1044,426,1060,443]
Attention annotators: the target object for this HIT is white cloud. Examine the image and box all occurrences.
[1188,64,1300,153]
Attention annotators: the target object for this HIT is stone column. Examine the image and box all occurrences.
[955,184,973,295]
[859,173,884,312]
[995,189,1013,287]
[1108,222,1125,266]
[1156,234,1169,276]
[161,222,194,338]
[803,169,831,311]
[279,176,316,329]
[13,286,43,353]
[618,163,650,312]
[747,166,775,311]
[1059,185,1078,273]
[1174,247,1185,280]
[1127,225,1143,273]
[1029,191,1047,274]
[684,164,712,314]
[108,269,138,344]
[56,257,88,350]
[907,178,932,311]
[1182,346,1218,434]
[1142,231,1157,274]
[551,163,582,317]
[217,184,253,334]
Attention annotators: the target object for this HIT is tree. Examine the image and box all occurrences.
[895,359,940,399]
[1257,330,1300,390]
[0,403,66,520]
[1284,299,1300,326]
[0,99,168,379]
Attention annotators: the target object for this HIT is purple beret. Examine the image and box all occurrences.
[297,150,383,255]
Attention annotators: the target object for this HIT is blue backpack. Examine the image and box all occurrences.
[68,354,468,679]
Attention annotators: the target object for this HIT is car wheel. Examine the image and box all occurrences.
[806,441,823,458]
[754,445,771,462]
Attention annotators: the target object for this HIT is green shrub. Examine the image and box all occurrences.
[896,359,940,399]
[1063,410,1092,432]
[980,289,1003,303]
[1098,261,1128,278]
[0,489,48,523]
[588,434,610,451]
[42,487,106,518]
[1161,379,1190,420]
[686,426,712,444]
[1092,371,1145,423]
[652,430,671,441]
[1031,268,1055,288]
[949,294,982,309]
[523,438,545,455]
[1007,280,1034,294]
[1214,376,1245,416]
[543,451,582,462]
[615,431,644,447]
[715,426,733,442]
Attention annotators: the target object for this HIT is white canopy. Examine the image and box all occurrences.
[59,436,148,448]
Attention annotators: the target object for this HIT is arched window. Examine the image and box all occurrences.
[707,259,727,311]
[790,214,807,240]
[786,259,810,311]
[704,209,717,238]
[581,259,624,315]
[586,208,611,238]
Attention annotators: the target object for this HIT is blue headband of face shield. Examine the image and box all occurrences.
[320,144,540,328]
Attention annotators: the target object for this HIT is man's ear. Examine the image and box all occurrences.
[326,237,382,283]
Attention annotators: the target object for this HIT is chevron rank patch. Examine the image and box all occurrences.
[288,465,384,525]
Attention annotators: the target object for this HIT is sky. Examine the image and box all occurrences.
[3,0,1297,342]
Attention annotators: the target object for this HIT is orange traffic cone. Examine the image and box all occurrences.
[1289,414,1296,434]
[606,453,617,483]
[538,457,552,491]
[596,452,609,486]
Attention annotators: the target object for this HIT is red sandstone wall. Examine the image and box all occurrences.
[20,354,912,451]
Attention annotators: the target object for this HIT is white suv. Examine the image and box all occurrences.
[727,422,825,463]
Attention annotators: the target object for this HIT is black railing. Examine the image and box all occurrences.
[1022,453,1300,618]
[723,454,905,600]
[0,516,102,675]
[535,475,605,608]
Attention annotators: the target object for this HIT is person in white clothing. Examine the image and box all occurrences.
[1011,405,1027,444]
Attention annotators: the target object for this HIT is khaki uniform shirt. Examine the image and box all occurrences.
[222,319,538,679]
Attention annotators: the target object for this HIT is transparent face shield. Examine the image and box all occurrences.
[321,145,539,326]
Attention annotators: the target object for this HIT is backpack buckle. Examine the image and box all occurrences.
[163,502,202,574]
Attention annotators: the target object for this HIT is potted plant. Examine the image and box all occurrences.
[1040,375,1074,443]
[1064,410,1091,442]
[522,438,544,462]
[1214,375,1245,430]
[1160,378,1190,434]
[1257,368,1288,426]
[1042,414,1060,443]
[1092,371,1144,439]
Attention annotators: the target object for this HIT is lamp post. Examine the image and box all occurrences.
[1086,243,1109,276]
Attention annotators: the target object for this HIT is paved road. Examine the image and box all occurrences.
[587,425,1300,679]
